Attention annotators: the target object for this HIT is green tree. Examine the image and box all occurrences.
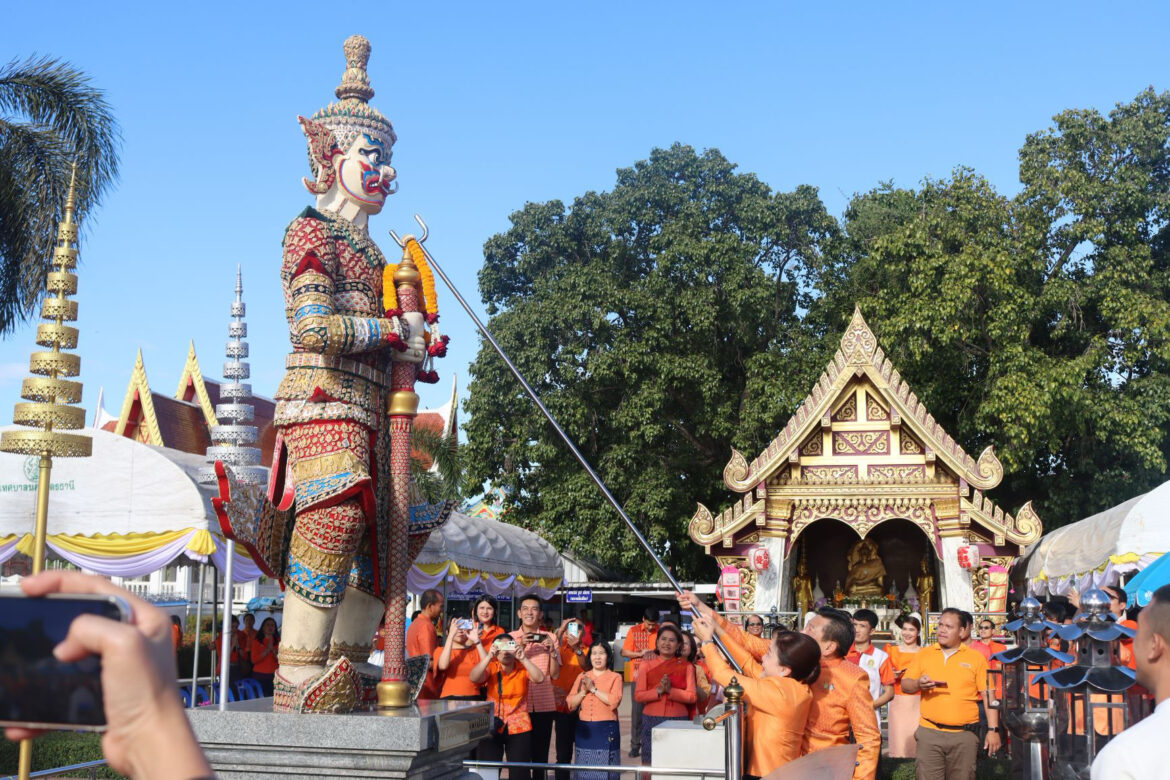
[463,144,838,578]
[410,426,461,505]
[0,56,120,334]
[818,88,1170,526]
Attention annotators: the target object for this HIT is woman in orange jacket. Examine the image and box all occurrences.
[692,617,819,779]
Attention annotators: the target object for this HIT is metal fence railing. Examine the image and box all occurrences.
[0,759,108,780]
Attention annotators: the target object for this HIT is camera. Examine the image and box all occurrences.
[0,593,131,730]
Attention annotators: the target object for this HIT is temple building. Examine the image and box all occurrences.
[688,308,1042,617]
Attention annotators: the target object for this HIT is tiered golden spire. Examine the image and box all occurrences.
[1,168,92,460]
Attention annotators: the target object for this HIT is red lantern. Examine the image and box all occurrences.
[957,545,981,570]
[749,547,770,572]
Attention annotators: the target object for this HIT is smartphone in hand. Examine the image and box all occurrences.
[0,593,131,731]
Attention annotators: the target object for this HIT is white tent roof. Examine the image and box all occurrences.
[0,426,216,537]
[0,426,259,580]
[1023,479,1170,595]
[410,510,563,598]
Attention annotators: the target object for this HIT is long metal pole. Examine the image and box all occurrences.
[218,540,236,709]
[17,454,53,780]
[405,218,741,672]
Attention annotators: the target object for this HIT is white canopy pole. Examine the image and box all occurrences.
[189,563,206,707]
[218,540,236,709]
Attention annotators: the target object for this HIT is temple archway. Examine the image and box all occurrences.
[689,308,1041,616]
[793,518,937,613]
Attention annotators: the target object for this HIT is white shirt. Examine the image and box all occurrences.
[1091,698,1170,780]
[851,644,891,726]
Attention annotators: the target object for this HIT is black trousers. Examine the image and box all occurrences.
[477,727,533,780]
[553,710,579,780]
[528,711,555,780]
[629,684,644,750]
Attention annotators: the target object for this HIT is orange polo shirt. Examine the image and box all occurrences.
[479,624,505,649]
[622,623,659,682]
[407,615,440,698]
[485,659,533,734]
[634,656,696,717]
[702,632,812,776]
[433,644,485,698]
[904,644,988,730]
[803,656,880,780]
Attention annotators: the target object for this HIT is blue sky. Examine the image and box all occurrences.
[1,1,1168,436]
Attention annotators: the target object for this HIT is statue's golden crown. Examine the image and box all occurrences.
[310,35,396,153]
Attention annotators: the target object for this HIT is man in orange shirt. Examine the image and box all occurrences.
[903,608,1001,779]
[621,607,659,758]
[406,589,443,698]
[802,608,881,780]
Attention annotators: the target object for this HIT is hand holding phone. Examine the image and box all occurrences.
[3,570,212,780]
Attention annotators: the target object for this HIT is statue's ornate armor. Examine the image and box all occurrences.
[271,207,394,606]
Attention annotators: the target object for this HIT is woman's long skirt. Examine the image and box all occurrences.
[887,694,921,758]
[573,719,620,780]
[639,714,683,766]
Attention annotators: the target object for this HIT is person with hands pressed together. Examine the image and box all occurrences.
[250,617,280,696]
[471,634,547,780]
[568,641,623,780]
[692,615,819,778]
[436,617,489,700]
[801,608,881,780]
[633,624,695,766]
[902,608,1000,779]
[3,571,213,780]
[510,595,560,780]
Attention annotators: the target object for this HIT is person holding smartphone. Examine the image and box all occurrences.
[2,571,213,780]
[509,595,560,780]
[550,619,588,780]
[470,634,546,780]
[436,617,488,700]
[886,614,923,759]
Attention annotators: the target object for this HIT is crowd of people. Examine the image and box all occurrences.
[6,573,1170,780]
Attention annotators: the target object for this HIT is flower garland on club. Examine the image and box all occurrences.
[381,236,446,383]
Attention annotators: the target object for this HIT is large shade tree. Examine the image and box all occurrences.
[814,87,1170,526]
[463,144,838,578]
[0,56,120,334]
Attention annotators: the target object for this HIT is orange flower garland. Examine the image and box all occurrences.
[405,239,440,324]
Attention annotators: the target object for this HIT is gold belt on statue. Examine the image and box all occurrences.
[285,353,385,385]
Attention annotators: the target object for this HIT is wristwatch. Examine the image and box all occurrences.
[698,639,714,648]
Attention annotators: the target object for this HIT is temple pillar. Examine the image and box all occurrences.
[938,536,975,613]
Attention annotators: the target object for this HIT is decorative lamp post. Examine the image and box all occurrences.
[1,171,93,780]
[1034,588,1135,779]
[992,596,1072,780]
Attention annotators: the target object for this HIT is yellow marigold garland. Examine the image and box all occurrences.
[405,239,440,323]
[382,264,400,315]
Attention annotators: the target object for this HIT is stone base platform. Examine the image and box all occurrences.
[187,698,492,780]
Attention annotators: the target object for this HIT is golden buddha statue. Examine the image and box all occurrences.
[792,551,814,615]
[844,538,886,597]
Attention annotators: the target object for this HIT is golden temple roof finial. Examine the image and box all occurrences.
[336,34,374,103]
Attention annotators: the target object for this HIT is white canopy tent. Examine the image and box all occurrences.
[0,426,261,580]
[410,509,564,599]
[1022,479,1170,596]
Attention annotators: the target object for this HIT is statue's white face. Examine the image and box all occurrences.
[334,132,396,214]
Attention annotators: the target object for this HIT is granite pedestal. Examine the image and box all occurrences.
[187,698,492,780]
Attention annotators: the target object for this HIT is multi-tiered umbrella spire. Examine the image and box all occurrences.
[199,266,264,486]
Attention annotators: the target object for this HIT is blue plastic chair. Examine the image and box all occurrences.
[179,687,191,707]
[194,685,211,705]
[239,678,264,699]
